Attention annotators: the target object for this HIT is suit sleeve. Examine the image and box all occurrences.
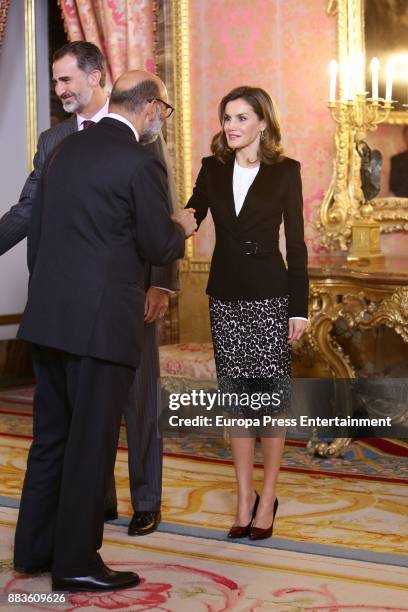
[283,161,309,318]
[0,132,47,255]
[131,155,185,266]
[185,158,210,227]
[146,134,180,291]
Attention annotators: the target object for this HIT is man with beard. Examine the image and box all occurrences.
[13,69,196,591]
[0,41,176,536]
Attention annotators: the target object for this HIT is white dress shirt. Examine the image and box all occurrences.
[77,98,109,130]
[233,160,307,322]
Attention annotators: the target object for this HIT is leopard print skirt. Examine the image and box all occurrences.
[209,297,291,419]
[209,296,291,379]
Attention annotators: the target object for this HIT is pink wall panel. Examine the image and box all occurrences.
[189,0,337,256]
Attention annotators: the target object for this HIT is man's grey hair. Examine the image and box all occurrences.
[110,79,161,114]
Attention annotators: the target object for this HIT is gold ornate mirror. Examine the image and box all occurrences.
[318,0,408,252]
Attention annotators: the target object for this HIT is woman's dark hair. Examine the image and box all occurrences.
[53,41,106,88]
[211,86,283,164]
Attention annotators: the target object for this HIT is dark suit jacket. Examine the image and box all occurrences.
[18,118,185,368]
[0,116,178,290]
[389,150,408,197]
[186,155,308,318]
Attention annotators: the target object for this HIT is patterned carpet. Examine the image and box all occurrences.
[0,386,407,610]
[0,386,407,482]
[0,434,407,560]
[0,507,407,611]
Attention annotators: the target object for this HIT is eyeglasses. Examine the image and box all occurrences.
[146,97,175,118]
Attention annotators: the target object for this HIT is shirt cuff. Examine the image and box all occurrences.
[289,317,308,321]
[151,286,174,293]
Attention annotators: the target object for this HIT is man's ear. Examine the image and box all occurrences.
[88,70,102,88]
[146,99,157,119]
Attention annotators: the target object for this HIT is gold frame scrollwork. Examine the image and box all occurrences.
[171,0,193,259]
[24,0,37,172]
[318,0,408,251]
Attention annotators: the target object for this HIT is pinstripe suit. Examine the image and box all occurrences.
[0,115,177,513]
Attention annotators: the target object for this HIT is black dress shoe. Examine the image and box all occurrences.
[104,507,118,522]
[52,564,140,592]
[228,491,260,539]
[14,563,52,575]
[250,497,279,541]
[128,511,161,536]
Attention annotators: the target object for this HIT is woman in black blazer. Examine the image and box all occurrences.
[186,86,308,540]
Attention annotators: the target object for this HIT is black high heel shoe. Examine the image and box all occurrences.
[249,497,279,540]
[227,491,260,539]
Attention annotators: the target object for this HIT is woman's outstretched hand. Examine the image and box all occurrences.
[288,319,307,344]
[171,208,197,237]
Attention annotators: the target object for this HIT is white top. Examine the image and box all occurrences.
[77,98,109,130]
[233,159,260,215]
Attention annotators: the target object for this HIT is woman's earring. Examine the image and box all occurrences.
[260,129,266,140]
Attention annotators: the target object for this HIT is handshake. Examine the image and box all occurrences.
[171,208,197,237]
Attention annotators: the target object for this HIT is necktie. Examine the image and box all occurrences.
[82,120,95,130]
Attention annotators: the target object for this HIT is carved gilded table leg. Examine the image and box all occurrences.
[305,270,408,457]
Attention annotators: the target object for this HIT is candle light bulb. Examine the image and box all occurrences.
[329,60,338,102]
[370,57,380,100]
[348,58,356,100]
[341,61,350,102]
[385,60,394,102]
[356,52,365,94]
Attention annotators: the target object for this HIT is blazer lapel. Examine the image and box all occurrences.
[221,156,237,223]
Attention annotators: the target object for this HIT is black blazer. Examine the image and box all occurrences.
[187,155,308,318]
[0,116,179,291]
[18,118,185,368]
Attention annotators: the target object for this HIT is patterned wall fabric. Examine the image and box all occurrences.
[189,0,337,256]
[59,0,155,89]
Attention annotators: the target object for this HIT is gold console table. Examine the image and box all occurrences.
[305,255,408,456]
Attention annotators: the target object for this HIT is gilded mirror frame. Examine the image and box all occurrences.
[318,0,408,252]
[170,0,194,260]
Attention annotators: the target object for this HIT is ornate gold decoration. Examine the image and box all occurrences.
[24,0,37,172]
[307,431,353,458]
[0,0,10,49]
[328,97,393,143]
[179,257,212,342]
[385,110,408,126]
[372,198,408,233]
[308,284,356,379]
[171,0,193,259]
[306,256,408,456]
[328,92,392,260]
[347,202,383,260]
[327,0,338,16]
[320,0,408,252]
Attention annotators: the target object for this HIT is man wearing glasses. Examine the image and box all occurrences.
[104,92,177,538]
[148,97,175,118]
[0,41,177,539]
